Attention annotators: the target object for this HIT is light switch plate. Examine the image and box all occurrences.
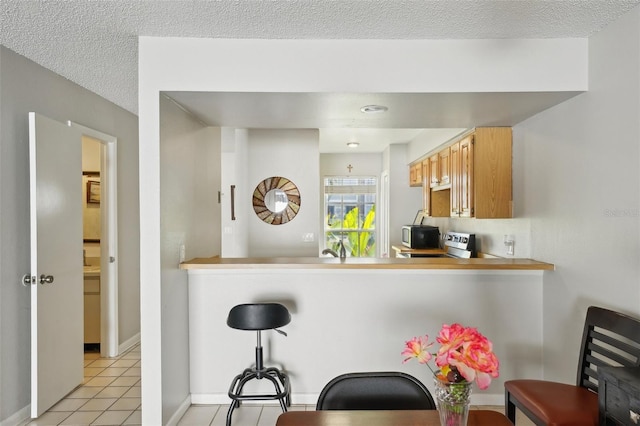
[302,233,315,242]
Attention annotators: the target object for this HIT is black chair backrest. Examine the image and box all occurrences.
[316,371,436,411]
[227,303,291,331]
[577,306,640,392]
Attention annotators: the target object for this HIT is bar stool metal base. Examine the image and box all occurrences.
[226,365,290,426]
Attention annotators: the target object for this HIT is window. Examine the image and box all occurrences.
[324,177,376,257]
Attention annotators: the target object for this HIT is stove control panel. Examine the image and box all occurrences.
[443,232,476,256]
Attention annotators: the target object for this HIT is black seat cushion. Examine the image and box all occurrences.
[227,303,291,330]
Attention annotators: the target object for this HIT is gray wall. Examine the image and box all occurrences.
[516,7,640,382]
[0,46,139,423]
[159,95,220,423]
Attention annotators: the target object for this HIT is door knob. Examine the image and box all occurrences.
[22,274,36,286]
[39,274,54,285]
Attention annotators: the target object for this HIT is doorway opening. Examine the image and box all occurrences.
[72,122,119,358]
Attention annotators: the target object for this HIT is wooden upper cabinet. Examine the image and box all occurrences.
[409,161,422,187]
[451,136,474,217]
[473,127,512,218]
[438,147,451,186]
[428,147,450,188]
[450,141,461,216]
[421,159,430,215]
[428,154,439,187]
[414,127,512,220]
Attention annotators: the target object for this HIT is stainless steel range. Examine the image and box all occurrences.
[395,231,476,258]
[442,231,477,258]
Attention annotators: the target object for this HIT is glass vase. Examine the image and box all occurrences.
[433,374,472,426]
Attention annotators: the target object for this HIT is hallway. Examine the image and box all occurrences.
[22,344,141,425]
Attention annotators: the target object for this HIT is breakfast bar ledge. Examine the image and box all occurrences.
[179,256,554,271]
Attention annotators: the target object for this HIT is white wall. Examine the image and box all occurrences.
[221,128,249,257]
[407,129,467,162]
[247,129,319,257]
[320,153,382,177]
[188,269,544,406]
[515,7,640,382]
[0,46,139,425]
[139,36,588,423]
[159,95,221,422]
[384,144,424,244]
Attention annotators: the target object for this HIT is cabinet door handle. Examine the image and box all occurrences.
[230,185,236,221]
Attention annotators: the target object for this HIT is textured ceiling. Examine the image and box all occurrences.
[1,0,638,115]
[0,0,640,152]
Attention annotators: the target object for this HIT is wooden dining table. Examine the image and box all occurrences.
[276,409,513,426]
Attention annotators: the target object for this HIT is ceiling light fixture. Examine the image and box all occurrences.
[346,142,360,148]
[360,104,388,114]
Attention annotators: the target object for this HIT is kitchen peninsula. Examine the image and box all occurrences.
[182,256,553,407]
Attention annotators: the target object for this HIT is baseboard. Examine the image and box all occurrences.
[118,332,140,354]
[0,404,30,426]
[165,395,191,426]
[190,394,232,405]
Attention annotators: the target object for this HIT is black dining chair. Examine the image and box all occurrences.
[316,371,436,410]
[504,306,640,425]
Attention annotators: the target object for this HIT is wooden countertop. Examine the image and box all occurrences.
[391,244,447,255]
[180,256,554,271]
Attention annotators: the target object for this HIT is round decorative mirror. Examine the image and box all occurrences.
[252,176,301,225]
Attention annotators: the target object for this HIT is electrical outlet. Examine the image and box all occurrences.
[504,235,515,256]
[302,233,315,242]
[179,244,186,262]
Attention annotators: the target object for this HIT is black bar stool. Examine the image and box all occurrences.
[226,303,291,426]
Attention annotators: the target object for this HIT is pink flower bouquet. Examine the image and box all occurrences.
[402,323,499,389]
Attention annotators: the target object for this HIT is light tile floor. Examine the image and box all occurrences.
[177,404,536,425]
[22,344,141,426]
[22,342,536,426]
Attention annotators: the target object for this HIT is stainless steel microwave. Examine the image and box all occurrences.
[401,225,440,249]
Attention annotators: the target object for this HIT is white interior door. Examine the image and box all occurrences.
[28,113,84,417]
